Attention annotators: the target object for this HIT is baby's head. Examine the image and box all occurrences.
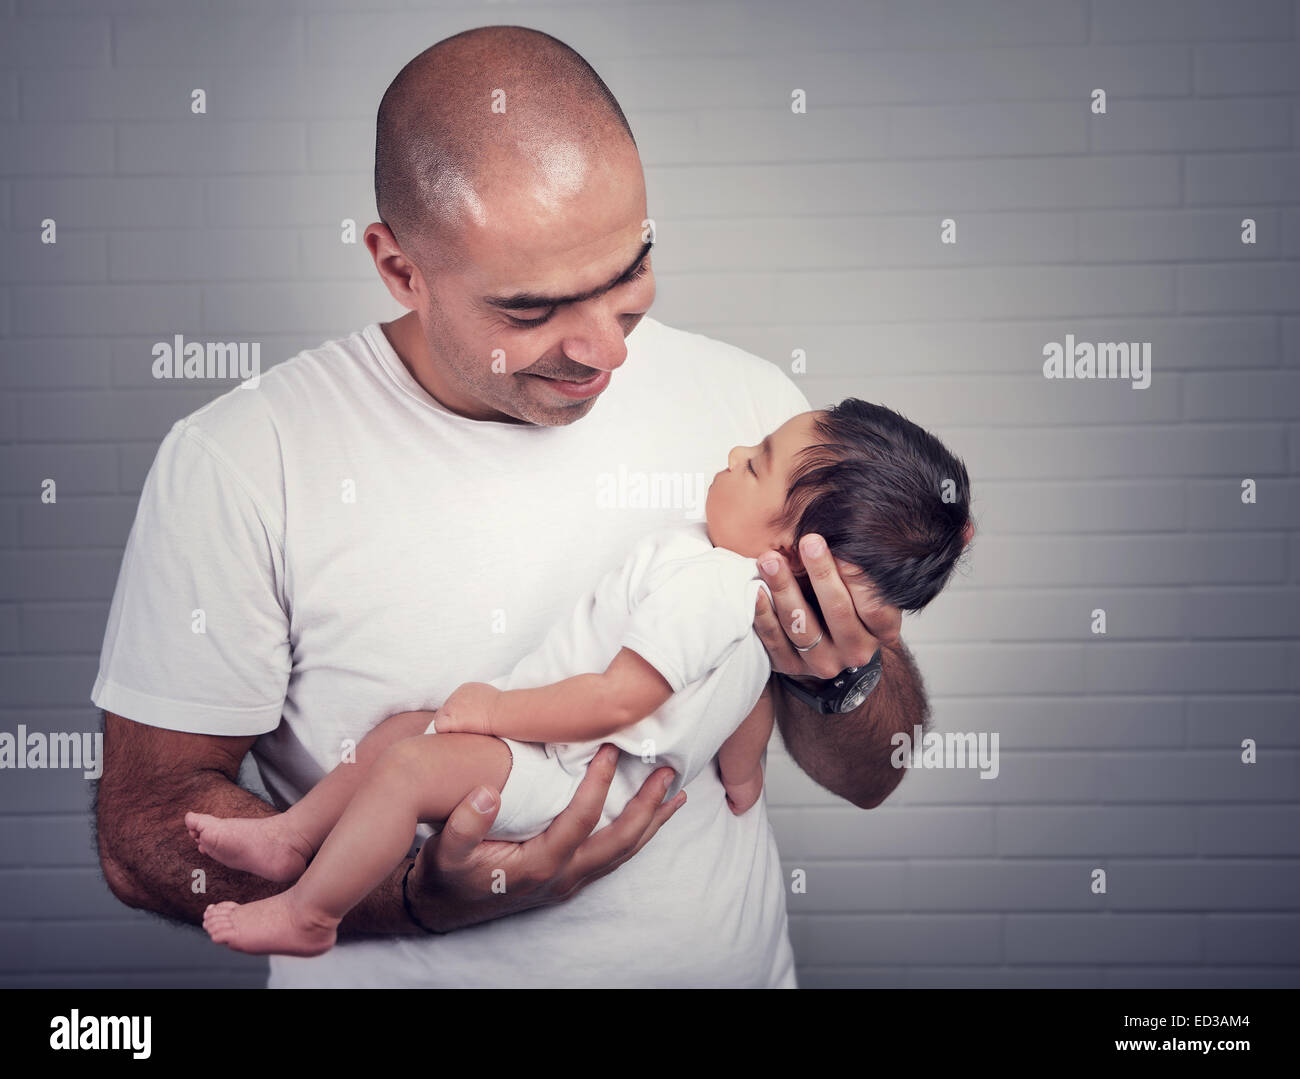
[705,398,973,613]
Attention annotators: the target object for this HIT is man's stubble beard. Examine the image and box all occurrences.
[423,303,594,429]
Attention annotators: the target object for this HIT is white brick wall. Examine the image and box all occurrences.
[1,0,1296,989]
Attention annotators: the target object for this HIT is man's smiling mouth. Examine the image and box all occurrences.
[527,369,611,398]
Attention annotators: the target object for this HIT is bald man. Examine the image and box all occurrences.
[92,26,927,988]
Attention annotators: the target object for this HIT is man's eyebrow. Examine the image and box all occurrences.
[484,240,653,311]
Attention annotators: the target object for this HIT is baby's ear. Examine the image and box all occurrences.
[781,543,806,576]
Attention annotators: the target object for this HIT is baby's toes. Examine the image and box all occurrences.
[203,901,238,940]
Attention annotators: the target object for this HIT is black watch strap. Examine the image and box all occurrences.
[776,649,883,715]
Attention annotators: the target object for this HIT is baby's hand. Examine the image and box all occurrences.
[722,765,765,816]
[433,681,503,737]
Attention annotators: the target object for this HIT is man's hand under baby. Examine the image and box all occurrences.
[404,744,685,933]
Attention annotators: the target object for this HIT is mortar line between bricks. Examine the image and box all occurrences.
[11,209,1300,230]
[5,313,1256,330]
[10,413,1297,426]
[72,94,1296,119]
[16,143,1299,178]
[9,262,1297,276]
[10,257,1297,277]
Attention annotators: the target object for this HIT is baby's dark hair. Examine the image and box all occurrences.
[771,398,974,613]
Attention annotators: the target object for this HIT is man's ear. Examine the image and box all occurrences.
[961,519,975,548]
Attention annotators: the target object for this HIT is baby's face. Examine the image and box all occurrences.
[705,409,823,563]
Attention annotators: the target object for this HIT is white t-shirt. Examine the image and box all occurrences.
[461,521,772,842]
[91,314,812,988]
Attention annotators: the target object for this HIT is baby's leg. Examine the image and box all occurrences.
[186,709,438,882]
[203,732,511,956]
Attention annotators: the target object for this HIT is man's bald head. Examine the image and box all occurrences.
[374,26,637,272]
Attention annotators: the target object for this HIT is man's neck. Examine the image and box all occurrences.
[379,312,525,424]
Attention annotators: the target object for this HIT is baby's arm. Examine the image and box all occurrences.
[435,648,674,743]
[717,681,776,815]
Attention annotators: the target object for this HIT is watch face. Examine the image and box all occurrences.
[839,685,869,712]
[835,665,882,713]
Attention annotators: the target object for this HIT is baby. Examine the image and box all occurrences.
[189,397,974,956]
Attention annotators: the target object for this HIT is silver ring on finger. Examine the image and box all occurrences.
[793,631,824,654]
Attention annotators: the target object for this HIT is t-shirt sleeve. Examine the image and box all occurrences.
[90,421,292,735]
[620,554,754,694]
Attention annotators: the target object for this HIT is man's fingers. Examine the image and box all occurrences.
[431,784,500,869]
[425,747,686,911]
[573,792,686,895]
[752,576,803,676]
[757,550,825,648]
[756,538,895,678]
[608,785,686,866]
[834,555,902,647]
[567,766,684,887]
[796,535,876,674]
[534,743,618,865]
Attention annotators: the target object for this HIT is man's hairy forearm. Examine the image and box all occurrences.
[95,764,423,940]
[773,638,930,809]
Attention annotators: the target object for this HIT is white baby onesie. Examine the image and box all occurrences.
[426,520,773,841]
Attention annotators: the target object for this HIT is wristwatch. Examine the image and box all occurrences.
[775,649,883,715]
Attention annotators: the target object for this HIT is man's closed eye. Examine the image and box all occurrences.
[504,260,651,329]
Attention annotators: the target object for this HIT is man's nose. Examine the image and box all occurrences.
[559,309,629,373]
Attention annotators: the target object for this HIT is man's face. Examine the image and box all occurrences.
[413,138,655,427]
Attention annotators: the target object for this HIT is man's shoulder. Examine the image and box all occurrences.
[632,317,809,418]
[636,315,777,376]
[179,326,368,436]
[152,326,375,505]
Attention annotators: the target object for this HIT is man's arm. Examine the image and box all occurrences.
[94,710,425,938]
[95,710,686,939]
[769,639,928,810]
[753,533,937,810]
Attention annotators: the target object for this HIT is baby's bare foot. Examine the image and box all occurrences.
[203,895,338,957]
[185,811,314,883]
